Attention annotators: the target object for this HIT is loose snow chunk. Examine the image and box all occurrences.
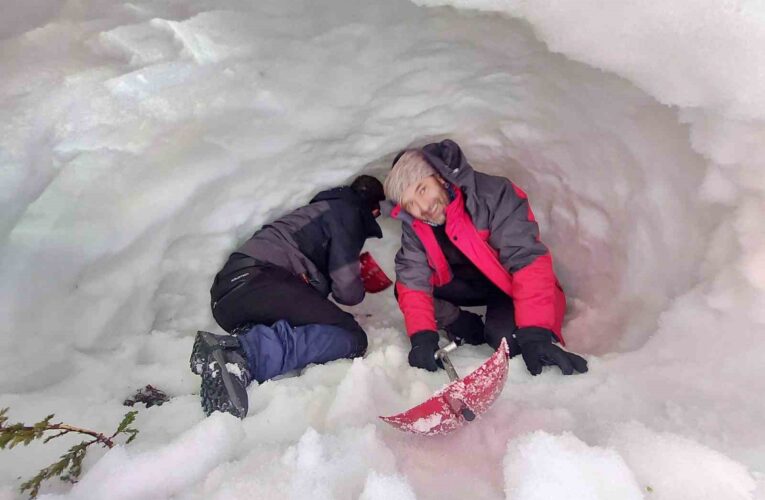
[283,426,401,499]
[359,472,417,500]
[608,422,756,500]
[411,413,443,434]
[503,431,643,500]
[225,362,243,379]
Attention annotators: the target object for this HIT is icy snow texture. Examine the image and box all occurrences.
[503,431,644,500]
[503,427,757,500]
[607,422,757,500]
[1,0,764,498]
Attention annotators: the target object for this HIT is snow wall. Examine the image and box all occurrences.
[1,0,763,498]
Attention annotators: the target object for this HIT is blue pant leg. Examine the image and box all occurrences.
[237,320,365,383]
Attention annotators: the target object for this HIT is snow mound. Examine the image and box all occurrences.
[503,426,756,500]
[608,422,756,500]
[503,431,643,500]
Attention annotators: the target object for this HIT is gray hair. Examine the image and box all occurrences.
[384,150,437,204]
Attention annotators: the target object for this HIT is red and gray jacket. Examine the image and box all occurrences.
[391,140,566,342]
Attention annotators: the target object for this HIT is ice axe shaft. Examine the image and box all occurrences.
[435,342,476,422]
[435,342,459,382]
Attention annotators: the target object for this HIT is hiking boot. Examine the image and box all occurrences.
[190,331,251,419]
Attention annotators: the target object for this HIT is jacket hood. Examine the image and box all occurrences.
[420,139,477,190]
[311,186,383,239]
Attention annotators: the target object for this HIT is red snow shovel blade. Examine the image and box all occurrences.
[380,338,510,436]
[360,252,393,293]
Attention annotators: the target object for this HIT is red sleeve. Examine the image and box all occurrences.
[511,253,567,344]
[395,282,437,336]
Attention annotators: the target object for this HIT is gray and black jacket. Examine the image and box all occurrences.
[229,187,382,306]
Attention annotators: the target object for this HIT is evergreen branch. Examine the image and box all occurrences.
[0,417,115,449]
[19,441,91,497]
[42,430,69,444]
[0,408,140,498]
[111,410,138,439]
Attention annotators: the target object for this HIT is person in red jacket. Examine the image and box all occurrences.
[384,139,587,376]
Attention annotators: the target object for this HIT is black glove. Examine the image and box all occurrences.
[408,330,442,372]
[514,327,588,376]
[444,310,485,345]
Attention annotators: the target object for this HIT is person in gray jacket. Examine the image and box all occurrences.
[190,175,385,418]
[384,140,587,376]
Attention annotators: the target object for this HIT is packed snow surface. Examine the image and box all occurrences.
[1,0,764,498]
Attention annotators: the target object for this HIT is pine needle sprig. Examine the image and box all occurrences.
[0,408,139,498]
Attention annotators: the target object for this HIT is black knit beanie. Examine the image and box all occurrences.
[350,175,385,212]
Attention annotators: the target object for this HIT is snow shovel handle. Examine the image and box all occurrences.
[435,342,476,422]
[435,342,460,382]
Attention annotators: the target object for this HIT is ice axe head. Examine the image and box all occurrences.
[360,252,393,293]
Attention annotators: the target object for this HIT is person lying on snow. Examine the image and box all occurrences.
[384,139,588,376]
[190,175,386,418]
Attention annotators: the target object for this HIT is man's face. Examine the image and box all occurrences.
[399,175,450,225]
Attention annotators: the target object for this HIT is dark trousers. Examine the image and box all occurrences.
[211,256,367,382]
[432,275,517,349]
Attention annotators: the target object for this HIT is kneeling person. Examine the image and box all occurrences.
[384,140,587,376]
[191,175,385,418]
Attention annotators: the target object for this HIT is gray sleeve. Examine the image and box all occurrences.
[327,212,366,306]
[329,260,365,306]
[487,179,548,272]
[394,223,433,292]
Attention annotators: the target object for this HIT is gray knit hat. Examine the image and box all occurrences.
[384,150,437,204]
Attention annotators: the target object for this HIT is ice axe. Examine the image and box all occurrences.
[435,342,476,422]
[380,338,510,436]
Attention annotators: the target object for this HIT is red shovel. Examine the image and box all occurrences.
[380,338,510,436]
[360,251,393,293]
